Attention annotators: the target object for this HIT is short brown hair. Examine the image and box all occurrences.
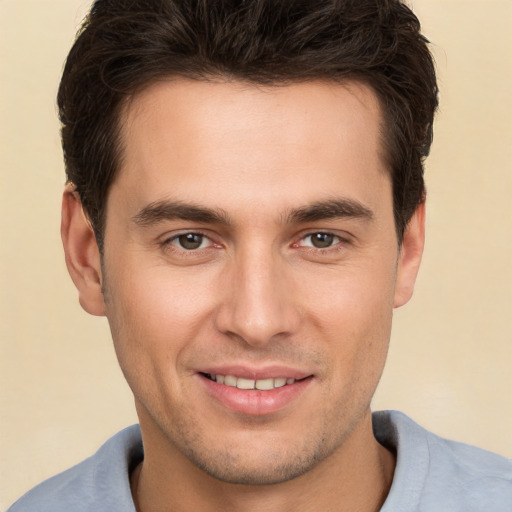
[58,0,438,250]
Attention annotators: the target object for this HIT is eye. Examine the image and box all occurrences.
[171,233,210,250]
[300,232,340,249]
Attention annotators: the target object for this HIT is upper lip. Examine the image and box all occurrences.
[197,365,312,381]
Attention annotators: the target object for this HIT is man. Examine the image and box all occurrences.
[7,0,511,511]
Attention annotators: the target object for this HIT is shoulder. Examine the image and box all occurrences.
[7,425,142,512]
[374,410,512,512]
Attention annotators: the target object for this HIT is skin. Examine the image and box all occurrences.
[61,79,425,511]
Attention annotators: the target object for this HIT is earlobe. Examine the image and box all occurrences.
[394,201,426,308]
[61,184,106,316]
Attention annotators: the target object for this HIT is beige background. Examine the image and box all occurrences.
[1,0,511,508]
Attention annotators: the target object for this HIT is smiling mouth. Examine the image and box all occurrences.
[202,373,303,390]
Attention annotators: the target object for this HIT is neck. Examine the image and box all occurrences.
[131,409,395,512]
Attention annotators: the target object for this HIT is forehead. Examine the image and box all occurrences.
[113,78,389,218]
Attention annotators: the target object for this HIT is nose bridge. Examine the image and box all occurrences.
[215,242,298,346]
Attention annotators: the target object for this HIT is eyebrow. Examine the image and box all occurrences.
[284,198,374,224]
[132,197,373,228]
[132,200,231,226]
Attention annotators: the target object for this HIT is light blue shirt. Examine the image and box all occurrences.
[8,411,512,511]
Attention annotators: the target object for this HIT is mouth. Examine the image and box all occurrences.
[198,370,313,415]
[201,373,300,390]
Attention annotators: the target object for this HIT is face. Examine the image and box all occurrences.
[66,79,423,485]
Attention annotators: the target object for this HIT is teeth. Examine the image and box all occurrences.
[224,375,237,387]
[236,377,255,389]
[255,378,274,390]
[274,378,287,388]
[212,374,296,390]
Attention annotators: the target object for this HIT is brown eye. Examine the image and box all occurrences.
[309,233,336,248]
[176,233,205,250]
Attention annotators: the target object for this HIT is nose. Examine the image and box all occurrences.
[214,247,300,347]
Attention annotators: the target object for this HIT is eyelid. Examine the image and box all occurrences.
[290,230,354,256]
[157,228,351,255]
[295,229,343,243]
[299,232,338,247]
[168,232,211,249]
[159,229,220,252]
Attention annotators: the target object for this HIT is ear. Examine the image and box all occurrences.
[61,184,106,316]
[394,201,426,308]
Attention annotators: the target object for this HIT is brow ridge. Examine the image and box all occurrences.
[132,197,373,228]
[132,200,231,226]
[285,198,374,224]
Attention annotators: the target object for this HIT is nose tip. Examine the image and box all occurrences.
[214,258,300,347]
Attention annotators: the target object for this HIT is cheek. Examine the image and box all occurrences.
[300,260,395,381]
[103,263,218,380]
[302,258,396,331]
[108,259,217,325]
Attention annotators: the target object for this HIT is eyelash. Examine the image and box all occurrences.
[294,232,344,251]
[160,230,348,256]
[161,231,218,254]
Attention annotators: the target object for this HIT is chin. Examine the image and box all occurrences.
[186,449,321,486]
[172,427,338,486]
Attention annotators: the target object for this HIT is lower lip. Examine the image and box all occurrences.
[199,375,313,416]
